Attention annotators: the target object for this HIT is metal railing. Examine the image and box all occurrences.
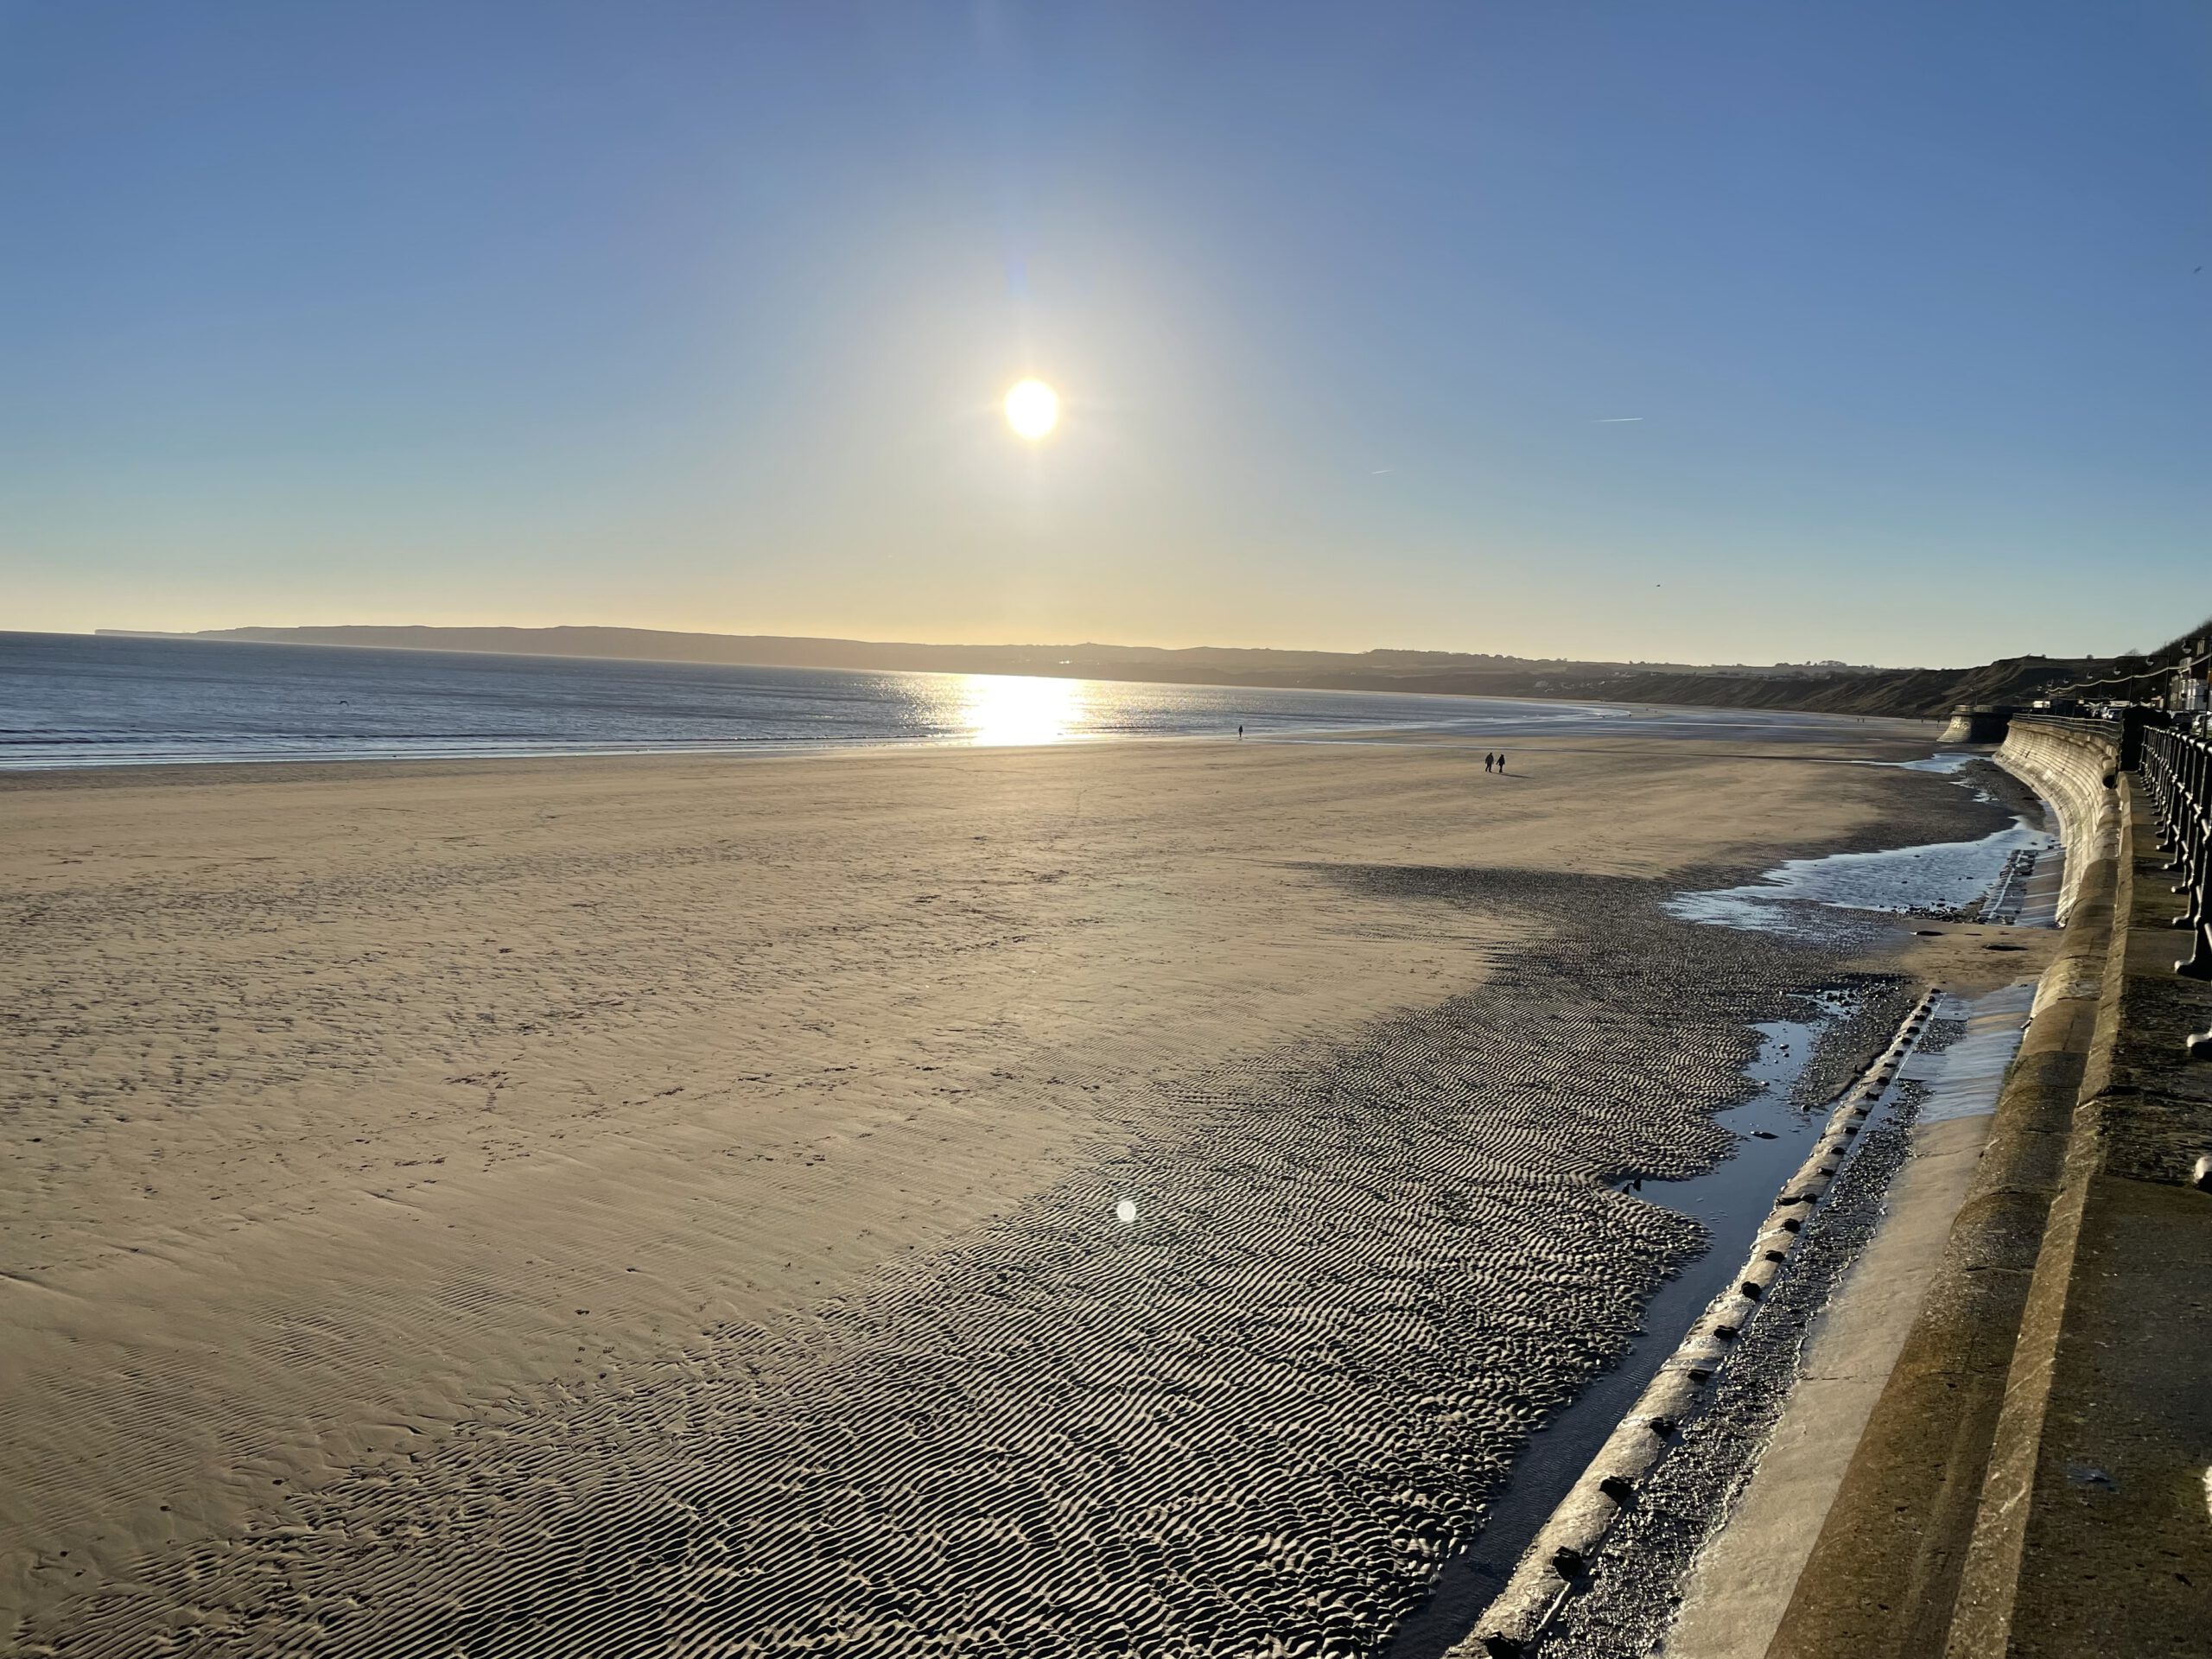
[2140,724,2212,1058]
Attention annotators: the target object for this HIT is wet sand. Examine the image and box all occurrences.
[0,729,2004,1655]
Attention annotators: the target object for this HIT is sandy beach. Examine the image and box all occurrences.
[1,728,2010,1656]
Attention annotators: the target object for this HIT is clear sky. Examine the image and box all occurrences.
[3,2,2205,665]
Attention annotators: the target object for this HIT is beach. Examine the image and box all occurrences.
[1,728,2010,1655]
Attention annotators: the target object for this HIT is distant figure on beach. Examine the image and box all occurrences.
[1484,752,1494,772]
[1497,752,1507,772]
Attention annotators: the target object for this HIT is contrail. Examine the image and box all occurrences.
[1595,416,1644,423]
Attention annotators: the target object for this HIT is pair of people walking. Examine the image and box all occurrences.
[1484,751,1508,773]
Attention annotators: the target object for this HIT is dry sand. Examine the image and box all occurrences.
[0,729,2004,1656]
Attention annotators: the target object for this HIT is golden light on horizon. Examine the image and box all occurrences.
[1003,378,1059,442]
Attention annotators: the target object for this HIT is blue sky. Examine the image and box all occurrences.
[3,1,2204,664]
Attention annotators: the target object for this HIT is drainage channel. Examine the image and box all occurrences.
[1384,993,1891,1659]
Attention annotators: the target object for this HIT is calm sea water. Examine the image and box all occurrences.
[0,632,1875,769]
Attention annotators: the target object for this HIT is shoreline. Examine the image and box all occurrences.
[0,712,1941,777]
[0,723,1954,810]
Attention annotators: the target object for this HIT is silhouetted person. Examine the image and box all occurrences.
[1237,724,1243,740]
[1497,752,1507,773]
[1484,752,1494,772]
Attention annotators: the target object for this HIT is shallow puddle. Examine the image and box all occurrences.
[1666,817,2054,934]
[1898,982,2037,1122]
[1887,751,1979,774]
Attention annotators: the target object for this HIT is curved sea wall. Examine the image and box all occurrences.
[1993,716,2121,924]
[1770,715,2212,1659]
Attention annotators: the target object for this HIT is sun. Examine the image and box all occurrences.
[1003,378,1059,442]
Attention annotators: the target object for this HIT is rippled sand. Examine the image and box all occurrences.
[0,730,2001,1655]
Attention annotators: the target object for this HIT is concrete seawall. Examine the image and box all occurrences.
[1939,707,2014,746]
[1987,715,2121,924]
[1766,717,2212,1657]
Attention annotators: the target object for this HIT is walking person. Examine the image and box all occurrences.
[1497,751,1507,773]
[1484,752,1494,772]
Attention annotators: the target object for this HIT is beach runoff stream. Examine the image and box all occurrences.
[1388,769,2054,1658]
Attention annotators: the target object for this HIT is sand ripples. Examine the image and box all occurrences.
[10,867,1890,1659]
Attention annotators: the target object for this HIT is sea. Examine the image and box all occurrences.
[0,632,1873,770]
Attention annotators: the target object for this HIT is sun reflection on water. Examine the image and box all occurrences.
[956,674,1090,747]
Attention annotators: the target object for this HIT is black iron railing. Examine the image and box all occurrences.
[2140,724,2212,1058]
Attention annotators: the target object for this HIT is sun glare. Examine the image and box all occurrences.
[959,673,1084,746]
[1003,378,1059,442]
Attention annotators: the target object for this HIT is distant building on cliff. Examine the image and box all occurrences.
[2170,636,2210,715]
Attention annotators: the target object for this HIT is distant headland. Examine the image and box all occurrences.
[95,622,2195,721]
